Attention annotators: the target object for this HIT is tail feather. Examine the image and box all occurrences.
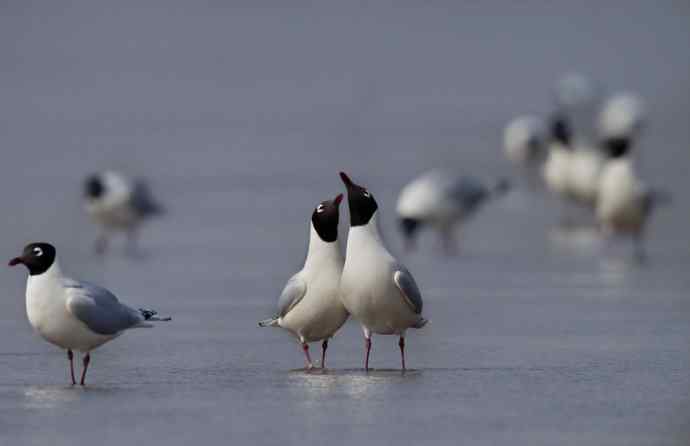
[138,308,172,322]
[258,318,279,328]
[413,317,429,329]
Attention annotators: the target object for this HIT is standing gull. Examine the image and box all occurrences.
[9,242,171,385]
[597,138,667,262]
[84,171,165,254]
[396,170,509,253]
[339,172,427,371]
[259,195,349,369]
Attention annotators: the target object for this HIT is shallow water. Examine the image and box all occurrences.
[1,1,689,445]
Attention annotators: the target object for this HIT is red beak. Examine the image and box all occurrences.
[333,193,343,206]
[8,257,23,267]
[339,172,353,188]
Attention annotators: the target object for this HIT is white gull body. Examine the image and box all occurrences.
[341,214,426,336]
[267,223,348,344]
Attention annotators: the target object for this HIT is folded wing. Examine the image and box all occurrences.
[65,280,143,335]
[393,268,423,314]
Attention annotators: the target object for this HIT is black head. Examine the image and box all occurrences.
[84,174,104,199]
[549,113,572,147]
[339,172,378,227]
[398,217,422,250]
[602,137,631,159]
[9,242,57,276]
[311,194,343,243]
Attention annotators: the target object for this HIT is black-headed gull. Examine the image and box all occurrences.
[259,195,349,369]
[396,170,510,253]
[339,172,427,371]
[84,171,164,254]
[597,138,667,262]
[9,242,171,385]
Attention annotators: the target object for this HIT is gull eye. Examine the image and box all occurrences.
[316,204,325,213]
[33,247,43,257]
[363,190,371,198]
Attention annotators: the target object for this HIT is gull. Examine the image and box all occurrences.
[9,242,170,385]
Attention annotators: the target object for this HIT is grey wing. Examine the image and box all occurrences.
[130,179,164,217]
[393,267,423,314]
[65,280,143,335]
[276,275,307,317]
[445,177,488,212]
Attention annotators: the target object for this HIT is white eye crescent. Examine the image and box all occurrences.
[363,190,371,198]
[316,204,325,213]
[33,247,43,257]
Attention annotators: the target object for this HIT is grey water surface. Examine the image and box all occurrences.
[1,1,689,445]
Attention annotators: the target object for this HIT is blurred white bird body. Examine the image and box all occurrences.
[543,142,574,199]
[597,159,648,234]
[397,171,479,225]
[396,170,507,250]
[83,171,164,253]
[568,145,606,208]
[504,115,548,166]
[85,172,139,230]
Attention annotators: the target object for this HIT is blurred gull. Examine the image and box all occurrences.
[9,242,171,385]
[339,172,427,371]
[597,137,667,262]
[503,115,548,170]
[397,170,510,253]
[259,194,349,369]
[83,171,165,255]
[542,113,576,211]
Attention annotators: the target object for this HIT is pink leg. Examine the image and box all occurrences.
[79,353,91,386]
[67,350,76,385]
[364,337,372,371]
[399,337,406,370]
[321,339,328,369]
[302,344,313,369]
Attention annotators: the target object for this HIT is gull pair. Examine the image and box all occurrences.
[260,172,427,371]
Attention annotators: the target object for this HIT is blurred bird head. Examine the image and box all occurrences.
[549,113,572,147]
[398,217,422,252]
[84,174,104,199]
[602,137,632,159]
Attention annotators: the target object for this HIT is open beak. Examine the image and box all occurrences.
[333,193,343,207]
[8,256,24,267]
[339,172,354,188]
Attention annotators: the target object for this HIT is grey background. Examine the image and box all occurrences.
[0,1,688,445]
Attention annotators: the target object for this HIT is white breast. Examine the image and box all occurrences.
[26,265,114,352]
[568,147,605,207]
[503,115,547,165]
[543,144,573,197]
[340,218,421,335]
[278,225,348,343]
[596,159,647,233]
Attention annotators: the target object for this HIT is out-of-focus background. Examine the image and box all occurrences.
[1,1,689,445]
